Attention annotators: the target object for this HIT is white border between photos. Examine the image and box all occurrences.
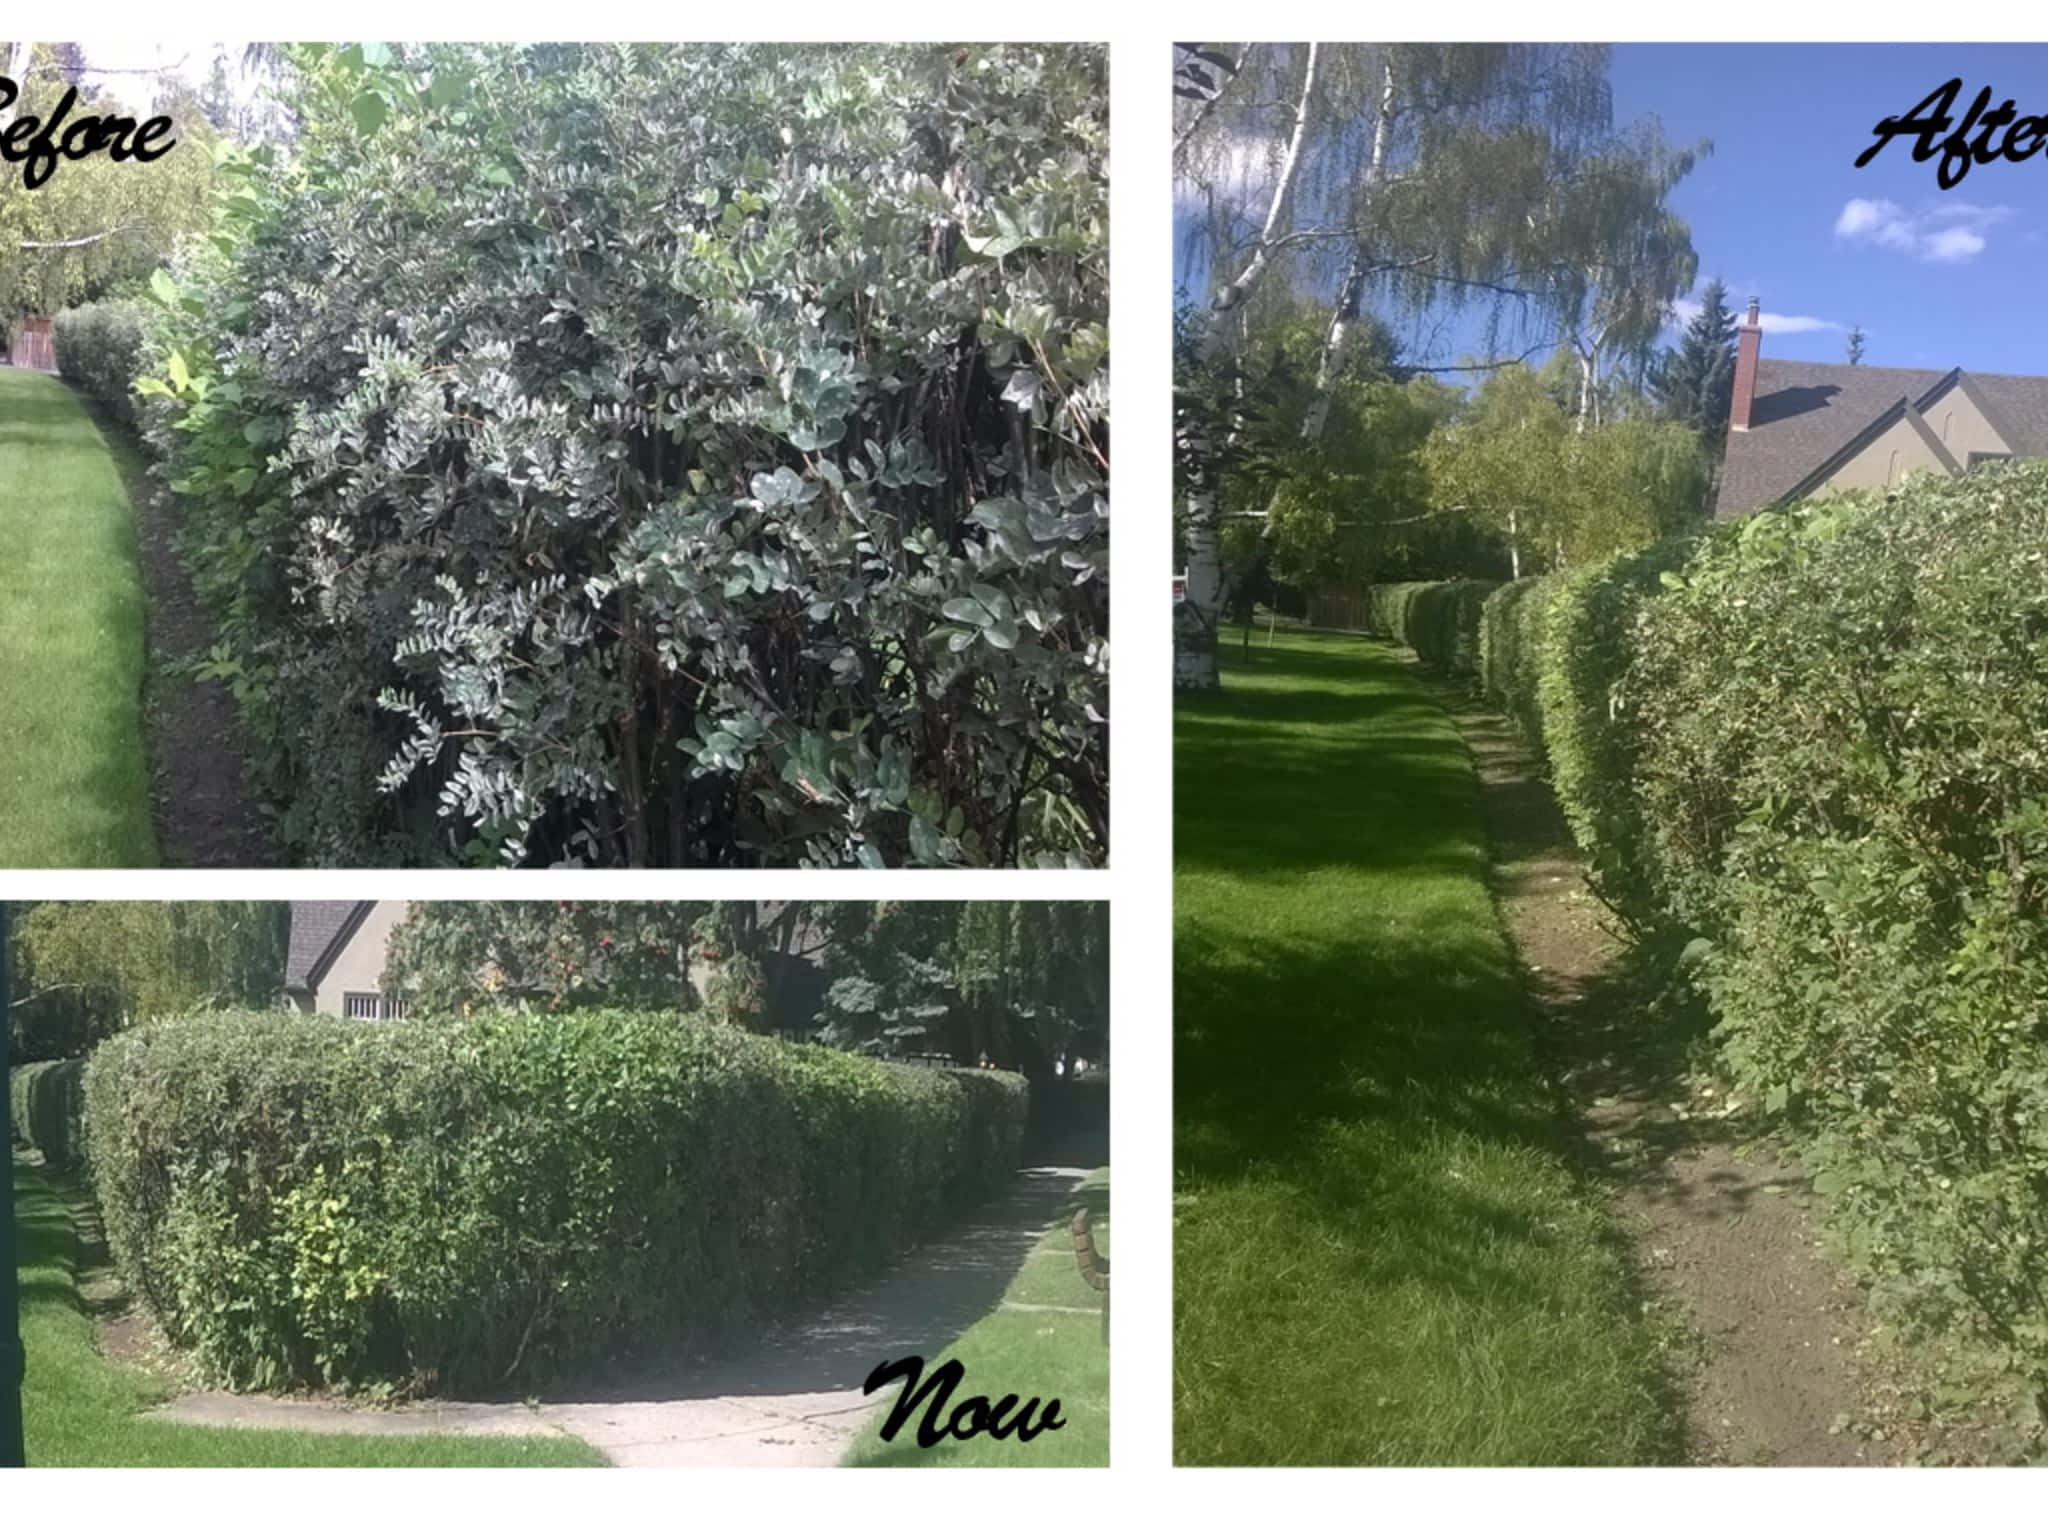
[7,6,2048,1529]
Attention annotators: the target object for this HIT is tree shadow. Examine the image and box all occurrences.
[496,1164,1092,1406]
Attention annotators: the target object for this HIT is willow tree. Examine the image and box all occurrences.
[1172,43,1616,684]
[1173,45,1705,683]
[813,900,1106,1078]
[8,901,286,1056]
[0,42,218,318]
[1545,124,1704,429]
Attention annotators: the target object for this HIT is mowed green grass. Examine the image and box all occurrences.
[0,368,158,867]
[844,1167,1109,1467]
[13,1156,605,1466]
[1174,632,1676,1466]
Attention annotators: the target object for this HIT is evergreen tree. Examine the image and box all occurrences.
[1650,277,1738,449]
[1846,324,1866,366]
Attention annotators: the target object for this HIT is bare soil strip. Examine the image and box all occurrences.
[105,404,275,867]
[1419,668,1887,1466]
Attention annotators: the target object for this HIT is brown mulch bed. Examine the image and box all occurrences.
[95,405,276,867]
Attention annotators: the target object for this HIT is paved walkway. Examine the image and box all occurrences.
[151,1162,1090,1467]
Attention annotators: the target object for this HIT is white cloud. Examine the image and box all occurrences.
[1834,196,2012,264]
[1668,295,1841,336]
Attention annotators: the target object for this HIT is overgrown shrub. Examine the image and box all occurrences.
[1477,575,1560,749]
[1363,580,1499,676]
[140,43,1108,869]
[85,1009,1026,1392]
[1631,466,2048,1399]
[8,1058,87,1169]
[53,300,147,425]
[1536,537,1696,934]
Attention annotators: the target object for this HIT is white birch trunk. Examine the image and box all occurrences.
[1211,42,1318,314]
[1309,55,1394,406]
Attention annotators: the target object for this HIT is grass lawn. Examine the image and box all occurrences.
[12,1154,605,1466]
[1174,632,1678,1466]
[0,369,158,867]
[843,1167,1109,1466]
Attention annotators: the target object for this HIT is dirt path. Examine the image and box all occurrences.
[148,1161,1089,1467]
[1419,669,1886,1466]
[99,402,274,867]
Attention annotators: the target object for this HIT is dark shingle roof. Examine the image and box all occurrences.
[1715,360,2048,518]
[285,901,372,993]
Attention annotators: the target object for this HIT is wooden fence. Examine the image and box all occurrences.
[7,317,55,372]
[1305,587,1373,634]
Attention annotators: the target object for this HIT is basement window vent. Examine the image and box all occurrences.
[342,992,409,1021]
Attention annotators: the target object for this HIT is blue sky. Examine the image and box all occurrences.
[1616,44,2047,372]
[1176,44,2048,377]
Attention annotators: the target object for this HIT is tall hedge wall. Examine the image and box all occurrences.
[138,43,1108,870]
[1383,464,2048,1397]
[1362,580,1500,677]
[1627,470,2048,1382]
[1535,538,1697,935]
[52,300,147,426]
[1476,576,1560,750]
[84,1010,1026,1392]
[8,1058,87,1169]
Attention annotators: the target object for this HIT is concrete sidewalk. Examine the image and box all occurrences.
[150,1162,1091,1467]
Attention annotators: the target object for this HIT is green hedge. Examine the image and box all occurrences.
[85,1009,1027,1393]
[1627,467,2048,1386]
[52,300,147,426]
[1476,576,1561,750]
[1535,538,1696,935]
[8,1058,87,1169]
[1365,471,2048,1395]
[1363,580,1500,676]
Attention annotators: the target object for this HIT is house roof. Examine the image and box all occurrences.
[1716,360,2048,517]
[284,901,374,993]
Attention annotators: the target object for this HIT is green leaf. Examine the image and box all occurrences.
[351,91,390,136]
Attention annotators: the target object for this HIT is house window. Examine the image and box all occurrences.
[342,992,408,1021]
[1967,451,2012,469]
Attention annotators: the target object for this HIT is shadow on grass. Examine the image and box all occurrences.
[1174,631,1685,1466]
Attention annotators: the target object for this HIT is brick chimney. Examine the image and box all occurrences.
[1729,296,1763,432]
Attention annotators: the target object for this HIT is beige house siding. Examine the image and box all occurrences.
[1815,413,1951,497]
[306,901,410,1017]
[1926,385,2009,463]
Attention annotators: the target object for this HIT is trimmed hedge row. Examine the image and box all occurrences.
[1382,547,1693,935]
[1476,576,1560,750]
[1627,470,2048,1383]
[85,1009,1027,1393]
[8,1058,87,1169]
[1363,580,1499,677]
[1537,539,1697,935]
[52,300,147,425]
[1383,463,2048,1397]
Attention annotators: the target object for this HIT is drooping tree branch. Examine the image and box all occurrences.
[17,224,148,251]
[1171,43,1250,164]
[1211,42,1317,314]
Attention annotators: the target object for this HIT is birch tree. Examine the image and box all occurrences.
[1171,43,1616,683]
